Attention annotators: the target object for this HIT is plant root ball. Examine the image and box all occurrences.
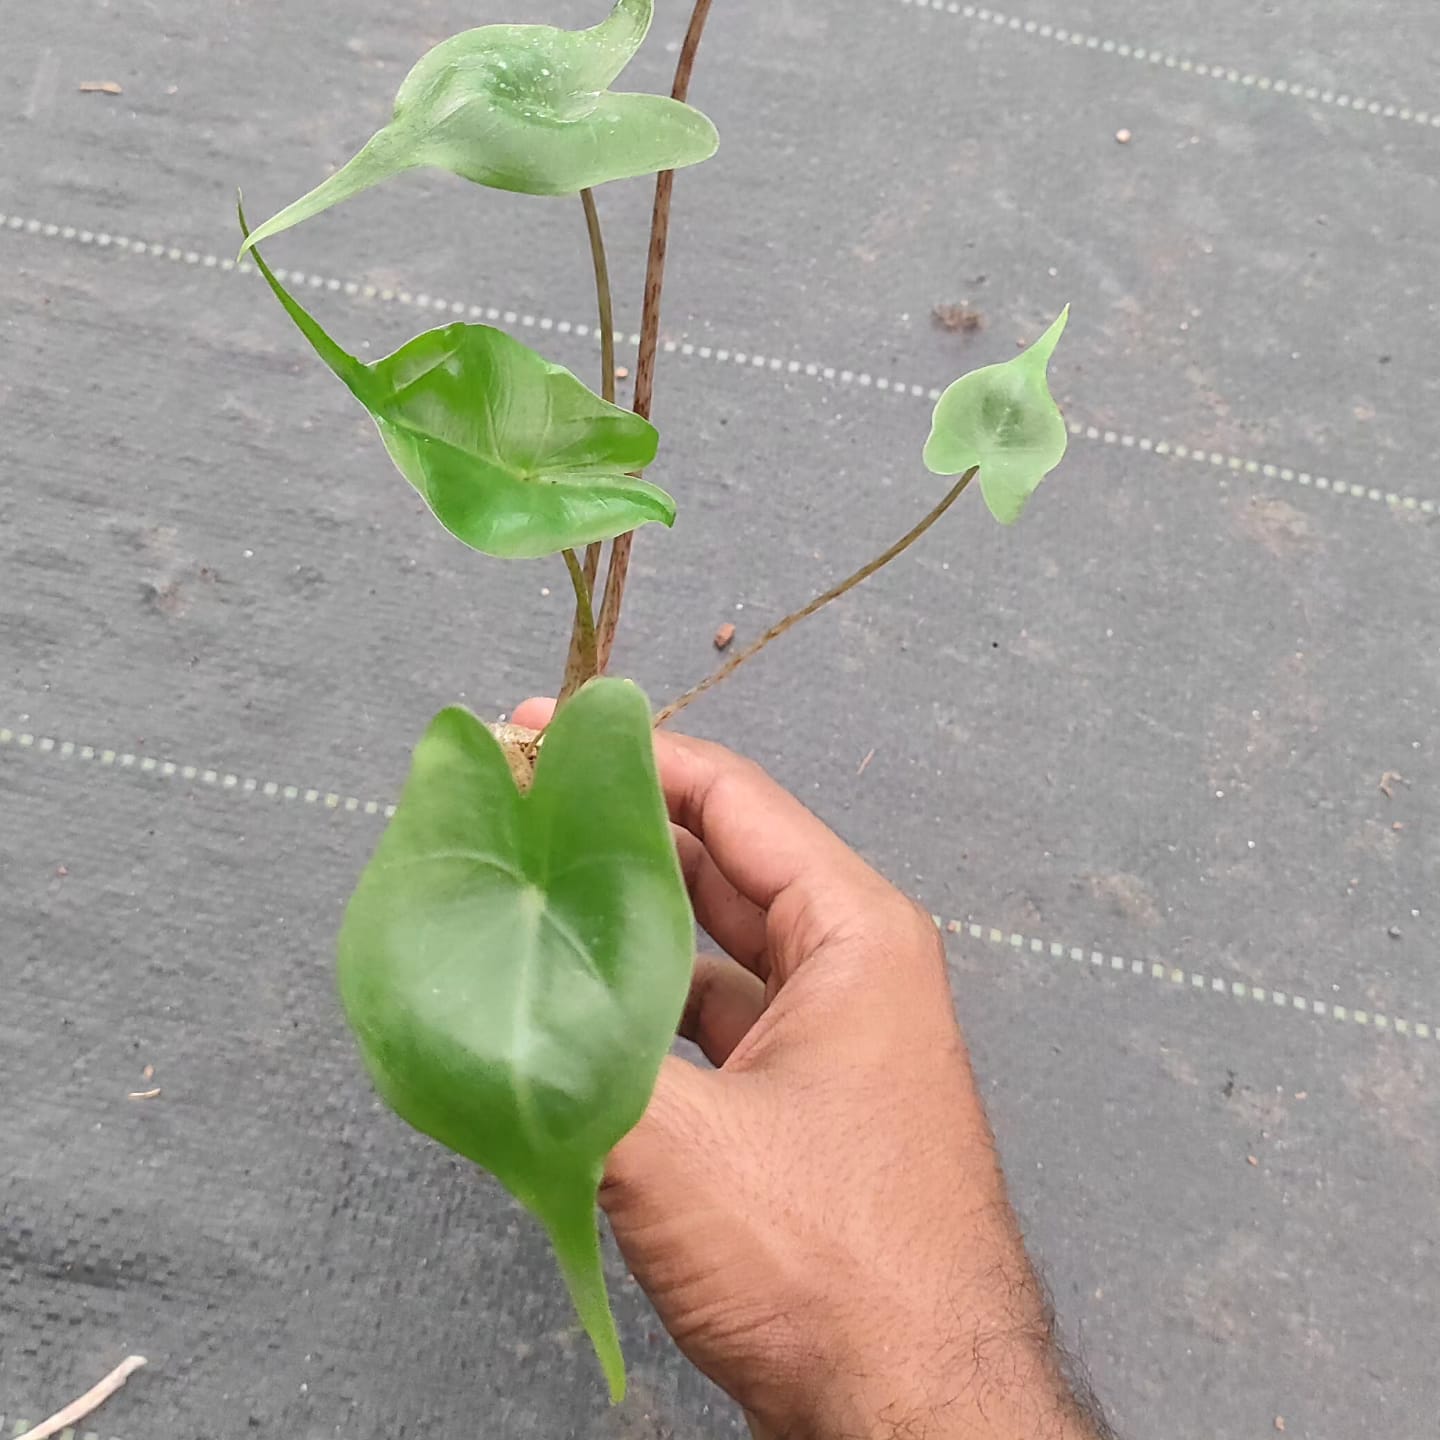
[489,722,542,793]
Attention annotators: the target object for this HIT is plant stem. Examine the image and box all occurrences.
[631,0,712,426]
[653,468,978,727]
[594,0,714,673]
[558,547,599,706]
[565,188,614,678]
[581,187,617,408]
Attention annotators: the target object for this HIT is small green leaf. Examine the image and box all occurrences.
[242,209,674,558]
[338,680,693,1401]
[923,307,1070,524]
[239,0,718,254]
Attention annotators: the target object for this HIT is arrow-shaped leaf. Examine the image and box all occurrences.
[239,0,718,255]
[923,307,1070,524]
[242,209,674,559]
[337,680,693,1400]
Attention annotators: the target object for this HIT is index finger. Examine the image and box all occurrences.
[652,728,881,917]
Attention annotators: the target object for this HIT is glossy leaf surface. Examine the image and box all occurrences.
[338,681,693,1400]
[239,0,718,253]
[923,307,1070,524]
[244,214,674,558]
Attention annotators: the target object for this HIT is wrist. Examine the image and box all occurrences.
[754,1285,1101,1440]
[776,1368,1099,1440]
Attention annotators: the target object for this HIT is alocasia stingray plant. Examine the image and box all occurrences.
[241,0,1069,1402]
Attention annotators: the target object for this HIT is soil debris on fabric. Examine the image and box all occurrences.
[932,303,984,334]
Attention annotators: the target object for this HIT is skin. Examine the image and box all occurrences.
[515,698,1110,1440]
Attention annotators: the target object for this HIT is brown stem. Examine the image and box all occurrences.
[557,548,599,707]
[565,188,615,676]
[654,468,978,727]
[594,0,714,673]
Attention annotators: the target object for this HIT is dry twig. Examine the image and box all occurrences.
[15,1355,147,1440]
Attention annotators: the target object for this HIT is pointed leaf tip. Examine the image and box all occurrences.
[587,0,655,74]
[922,306,1071,525]
[237,209,371,396]
[238,130,412,255]
[1028,303,1069,367]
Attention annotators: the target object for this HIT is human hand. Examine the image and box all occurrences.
[512,698,1106,1440]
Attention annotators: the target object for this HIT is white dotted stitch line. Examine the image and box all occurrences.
[931,914,1437,1043]
[0,211,642,349]
[2,720,1430,1047]
[2,211,1435,518]
[0,725,396,820]
[1063,419,1436,514]
[893,0,1436,130]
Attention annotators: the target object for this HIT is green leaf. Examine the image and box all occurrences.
[242,208,674,558]
[922,307,1070,524]
[338,680,693,1401]
[239,0,718,254]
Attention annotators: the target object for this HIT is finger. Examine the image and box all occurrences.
[673,828,769,975]
[653,729,883,917]
[680,953,767,1066]
[511,697,556,730]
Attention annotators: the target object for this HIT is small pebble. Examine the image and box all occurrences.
[1115,128,1133,144]
[1387,925,1403,939]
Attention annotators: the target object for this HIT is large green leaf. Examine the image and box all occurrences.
[242,211,674,558]
[239,0,718,254]
[337,680,693,1401]
[923,307,1070,524]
